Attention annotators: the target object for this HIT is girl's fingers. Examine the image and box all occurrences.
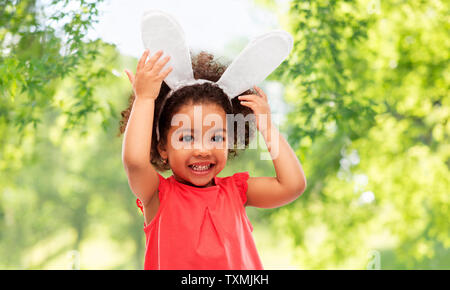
[152,55,171,74]
[137,50,150,71]
[144,50,164,71]
[254,85,268,101]
[238,95,256,100]
[238,95,261,103]
[124,69,135,84]
[240,101,256,113]
[158,66,173,80]
[239,101,255,109]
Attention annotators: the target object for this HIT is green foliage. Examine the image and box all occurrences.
[0,0,144,269]
[0,41,139,269]
[0,0,104,134]
[264,0,449,269]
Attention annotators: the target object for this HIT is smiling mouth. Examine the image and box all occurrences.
[188,163,215,173]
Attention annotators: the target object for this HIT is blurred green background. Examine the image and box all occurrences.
[0,0,448,269]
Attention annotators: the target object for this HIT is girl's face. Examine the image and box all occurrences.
[159,102,228,188]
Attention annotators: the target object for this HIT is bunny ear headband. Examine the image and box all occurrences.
[141,10,293,141]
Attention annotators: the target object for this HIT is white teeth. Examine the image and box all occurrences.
[191,164,211,171]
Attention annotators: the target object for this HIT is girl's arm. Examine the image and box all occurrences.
[122,97,159,206]
[122,50,173,207]
[238,86,307,208]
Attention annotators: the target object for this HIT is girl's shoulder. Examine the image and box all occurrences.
[218,171,250,204]
[155,172,172,199]
[220,171,249,186]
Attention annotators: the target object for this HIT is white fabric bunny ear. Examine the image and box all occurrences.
[140,9,293,98]
[217,30,293,98]
[141,10,195,90]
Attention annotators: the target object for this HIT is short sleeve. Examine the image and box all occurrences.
[232,171,250,205]
[136,172,169,215]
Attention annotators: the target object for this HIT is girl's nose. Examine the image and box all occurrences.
[193,141,212,155]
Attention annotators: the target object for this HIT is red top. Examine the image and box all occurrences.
[136,171,263,270]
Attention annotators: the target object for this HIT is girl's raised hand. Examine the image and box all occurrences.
[238,86,272,133]
[124,50,173,101]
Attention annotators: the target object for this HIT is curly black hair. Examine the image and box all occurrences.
[118,51,257,172]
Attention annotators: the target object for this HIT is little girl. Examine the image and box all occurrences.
[119,10,306,269]
[120,49,306,270]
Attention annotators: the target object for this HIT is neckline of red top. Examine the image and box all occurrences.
[170,175,220,192]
